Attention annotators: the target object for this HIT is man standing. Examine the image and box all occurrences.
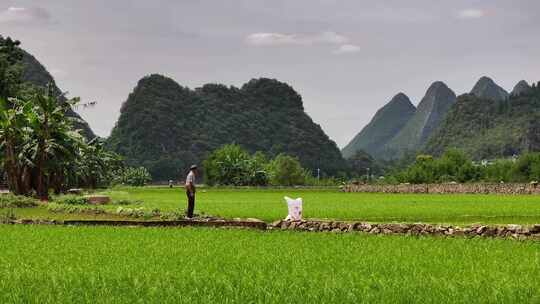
[185,165,197,218]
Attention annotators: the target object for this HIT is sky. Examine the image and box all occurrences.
[1,0,539,148]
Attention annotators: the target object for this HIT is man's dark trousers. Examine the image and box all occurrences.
[186,191,195,218]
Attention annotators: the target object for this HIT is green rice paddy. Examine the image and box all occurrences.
[1,225,539,303]
[5,187,540,225]
[104,187,540,224]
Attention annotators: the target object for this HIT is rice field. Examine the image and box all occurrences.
[0,225,539,303]
[5,187,540,225]
[98,187,540,224]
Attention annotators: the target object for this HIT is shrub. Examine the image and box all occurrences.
[112,199,143,206]
[115,207,160,219]
[511,153,540,182]
[113,167,152,186]
[55,195,89,205]
[0,209,16,223]
[46,203,106,215]
[392,150,482,184]
[204,144,268,186]
[267,154,306,186]
[0,194,39,208]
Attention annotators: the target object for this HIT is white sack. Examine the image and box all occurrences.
[284,196,303,221]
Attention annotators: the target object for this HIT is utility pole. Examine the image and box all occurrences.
[366,167,370,183]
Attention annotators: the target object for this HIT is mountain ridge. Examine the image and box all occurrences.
[425,83,540,159]
[342,93,416,158]
[470,76,509,101]
[381,81,456,159]
[107,74,347,180]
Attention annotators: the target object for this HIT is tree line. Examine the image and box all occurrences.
[384,149,540,184]
[203,144,342,186]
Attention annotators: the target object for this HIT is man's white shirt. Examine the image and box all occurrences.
[186,171,195,186]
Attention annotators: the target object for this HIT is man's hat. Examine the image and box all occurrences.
[190,165,198,170]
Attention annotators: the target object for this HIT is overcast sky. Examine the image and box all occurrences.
[1,0,539,147]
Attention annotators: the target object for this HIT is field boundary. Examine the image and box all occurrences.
[343,182,540,195]
[270,220,540,240]
[6,218,540,240]
[9,218,267,230]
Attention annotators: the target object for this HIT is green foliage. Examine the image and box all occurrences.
[113,167,152,187]
[482,159,514,182]
[112,199,143,206]
[0,35,23,100]
[0,208,16,223]
[393,150,481,184]
[107,75,347,181]
[202,145,313,186]
[203,144,268,186]
[1,89,122,195]
[46,202,106,215]
[510,153,540,182]
[347,150,384,178]
[267,154,307,186]
[0,194,38,208]
[115,206,160,219]
[0,87,86,199]
[54,195,89,205]
[391,149,540,183]
[1,35,103,199]
[66,138,124,189]
[425,86,540,159]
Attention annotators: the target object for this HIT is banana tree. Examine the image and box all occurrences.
[66,138,123,189]
[18,88,83,200]
[0,97,32,194]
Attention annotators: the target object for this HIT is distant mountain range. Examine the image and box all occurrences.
[106,75,347,180]
[344,77,540,160]
[17,39,540,171]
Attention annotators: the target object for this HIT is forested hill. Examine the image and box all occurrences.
[381,81,456,159]
[425,81,540,159]
[20,50,95,139]
[106,75,347,180]
[341,93,416,159]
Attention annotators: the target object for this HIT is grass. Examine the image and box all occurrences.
[3,187,540,225]
[0,225,538,303]
[98,187,540,225]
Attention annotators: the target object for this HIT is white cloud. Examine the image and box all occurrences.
[333,44,361,55]
[0,6,51,24]
[245,31,349,46]
[457,9,486,19]
[245,33,301,46]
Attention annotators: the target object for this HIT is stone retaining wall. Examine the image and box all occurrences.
[343,183,540,195]
[7,218,540,240]
[270,220,540,240]
[10,218,268,230]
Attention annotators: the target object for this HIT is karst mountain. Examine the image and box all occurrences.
[106,75,347,180]
[470,76,509,101]
[344,77,539,161]
[425,80,540,158]
[341,93,415,159]
[383,81,456,158]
